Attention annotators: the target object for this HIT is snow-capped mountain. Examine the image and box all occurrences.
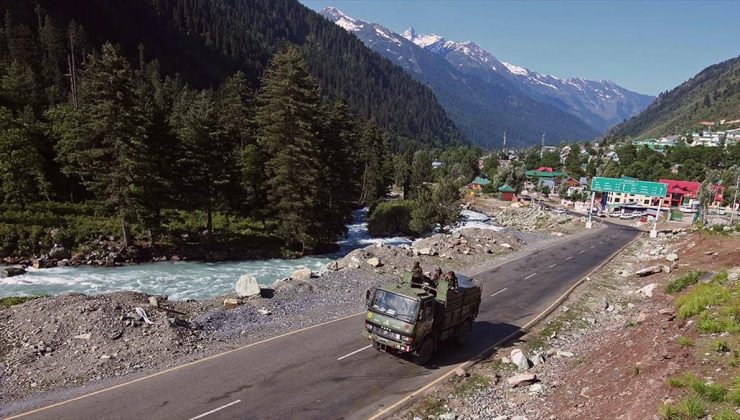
[320,7,652,146]
[402,27,654,132]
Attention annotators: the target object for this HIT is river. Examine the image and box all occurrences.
[1,208,494,300]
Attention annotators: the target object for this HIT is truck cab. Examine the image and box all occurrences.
[364,271,481,364]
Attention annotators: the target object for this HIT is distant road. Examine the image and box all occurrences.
[8,224,640,420]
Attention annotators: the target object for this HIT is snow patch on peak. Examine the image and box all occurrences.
[321,7,361,31]
[401,27,443,48]
[502,61,529,76]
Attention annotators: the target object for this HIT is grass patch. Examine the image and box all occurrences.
[715,409,740,420]
[0,296,42,309]
[676,336,694,347]
[666,271,705,294]
[408,397,448,418]
[691,381,727,402]
[675,283,731,319]
[659,396,706,419]
[453,372,492,397]
[713,340,730,353]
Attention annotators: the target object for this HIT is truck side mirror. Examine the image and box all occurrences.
[365,289,370,301]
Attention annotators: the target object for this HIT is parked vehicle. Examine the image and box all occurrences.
[364,271,482,364]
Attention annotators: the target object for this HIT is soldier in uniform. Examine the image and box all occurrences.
[429,267,443,289]
[411,261,424,287]
[443,271,458,291]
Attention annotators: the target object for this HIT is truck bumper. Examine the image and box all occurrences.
[365,332,412,353]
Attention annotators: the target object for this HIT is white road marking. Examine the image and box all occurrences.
[578,250,585,254]
[590,245,596,249]
[490,287,508,297]
[189,400,241,420]
[524,273,536,280]
[337,345,372,361]
[547,263,557,268]
[566,256,573,261]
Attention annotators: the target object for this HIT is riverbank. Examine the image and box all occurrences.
[0,225,575,414]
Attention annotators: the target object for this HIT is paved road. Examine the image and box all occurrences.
[9,224,640,420]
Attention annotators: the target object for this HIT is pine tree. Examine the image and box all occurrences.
[254,45,324,252]
[358,121,391,207]
[318,98,359,232]
[0,106,49,206]
[50,43,151,247]
[171,88,232,236]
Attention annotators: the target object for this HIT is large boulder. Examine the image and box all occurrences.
[665,253,678,262]
[291,268,313,282]
[3,267,26,277]
[634,265,668,277]
[235,275,261,298]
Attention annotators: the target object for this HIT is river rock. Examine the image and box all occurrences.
[49,245,71,260]
[324,261,340,271]
[4,267,26,277]
[507,372,537,387]
[148,296,159,308]
[235,275,261,298]
[366,257,382,267]
[727,267,740,283]
[223,298,240,309]
[531,352,545,366]
[499,243,513,249]
[73,333,91,340]
[291,268,313,282]
[665,253,678,262]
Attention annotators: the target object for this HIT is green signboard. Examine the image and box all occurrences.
[590,177,668,197]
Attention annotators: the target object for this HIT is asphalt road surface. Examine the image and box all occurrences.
[9,224,640,420]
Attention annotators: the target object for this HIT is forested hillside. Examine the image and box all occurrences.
[608,55,740,139]
[1,0,463,147]
[0,2,409,259]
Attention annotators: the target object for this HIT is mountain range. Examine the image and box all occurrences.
[322,7,655,147]
[607,55,740,139]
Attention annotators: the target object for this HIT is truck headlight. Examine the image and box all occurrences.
[366,323,373,331]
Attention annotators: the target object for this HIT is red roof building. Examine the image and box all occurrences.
[659,179,724,207]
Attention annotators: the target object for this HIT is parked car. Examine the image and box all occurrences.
[553,208,567,215]
[619,212,631,220]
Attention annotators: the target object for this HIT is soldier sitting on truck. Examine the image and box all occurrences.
[411,262,425,288]
[443,271,458,292]
[429,267,442,288]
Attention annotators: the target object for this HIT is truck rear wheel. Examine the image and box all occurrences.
[412,338,434,365]
[455,319,472,345]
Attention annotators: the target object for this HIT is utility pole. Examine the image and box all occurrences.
[731,176,739,224]
[539,132,545,159]
[502,130,507,154]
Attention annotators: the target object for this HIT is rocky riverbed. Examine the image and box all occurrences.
[470,199,599,236]
[0,225,574,414]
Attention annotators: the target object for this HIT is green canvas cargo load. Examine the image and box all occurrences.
[363,270,482,364]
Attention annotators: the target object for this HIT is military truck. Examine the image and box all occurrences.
[363,271,482,364]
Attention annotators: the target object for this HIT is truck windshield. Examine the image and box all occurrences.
[370,290,419,323]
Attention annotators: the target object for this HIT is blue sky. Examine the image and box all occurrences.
[300,0,740,96]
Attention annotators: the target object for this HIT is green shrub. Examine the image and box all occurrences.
[666,271,705,293]
[713,340,730,353]
[367,200,417,237]
[0,296,42,309]
[715,409,740,420]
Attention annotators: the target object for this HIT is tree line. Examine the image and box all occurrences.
[0,10,394,254]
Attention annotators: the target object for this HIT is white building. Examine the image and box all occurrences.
[606,191,653,206]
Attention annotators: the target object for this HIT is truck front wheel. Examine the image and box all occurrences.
[412,338,434,365]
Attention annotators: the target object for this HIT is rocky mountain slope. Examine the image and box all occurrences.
[608,54,740,139]
[322,7,654,147]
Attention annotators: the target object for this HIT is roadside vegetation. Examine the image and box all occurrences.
[660,269,740,419]
[0,296,41,309]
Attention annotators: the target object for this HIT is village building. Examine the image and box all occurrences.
[498,184,515,201]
